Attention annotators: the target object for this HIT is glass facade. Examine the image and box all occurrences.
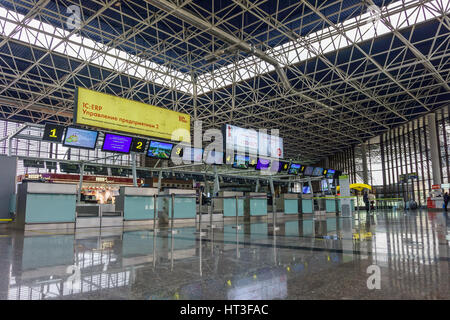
[324,106,450,206]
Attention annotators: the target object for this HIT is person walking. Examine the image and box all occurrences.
[368,192,376,212]
[444,191,449,213]
[363,191,370,214]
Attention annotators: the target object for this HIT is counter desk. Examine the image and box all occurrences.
[159,189,197,226]
[116,187,158,227]
[15,182,76,230]
[244,192,267,221]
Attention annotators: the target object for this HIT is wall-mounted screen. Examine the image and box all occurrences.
[312,167,324,176]
[232,154,249,169]
[42,123,64,143]
[205,150,223,165]
[255,158,271,170]
[325,169,335,179]
[288,163,301,175]
[130,138,148,153]
[182,147,204,163]
[334,170,342,179]
[63,127,98,150]
[304,166,314,176]
[146,140,173,159]
[102,133,132,153]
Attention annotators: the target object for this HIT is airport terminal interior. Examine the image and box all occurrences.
[0,0,449,300]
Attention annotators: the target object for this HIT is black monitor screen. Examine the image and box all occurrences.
[232,154,249,169]
[255,158,271,170]
[334,170,342,179]
[304,166,314,176]
[312,167,324,176]
[288,163,301,175]
[326,169,335,179]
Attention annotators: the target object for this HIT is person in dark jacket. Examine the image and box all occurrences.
[444,192,449,212]
[363,191,370,214]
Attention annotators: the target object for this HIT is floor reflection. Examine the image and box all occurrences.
[0,209,448,300]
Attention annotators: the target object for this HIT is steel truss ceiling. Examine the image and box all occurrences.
[0,0,449,163]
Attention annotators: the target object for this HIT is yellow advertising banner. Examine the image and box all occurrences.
[74,87,191,142]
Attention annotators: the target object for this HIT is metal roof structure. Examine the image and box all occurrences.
[0,0,449,163]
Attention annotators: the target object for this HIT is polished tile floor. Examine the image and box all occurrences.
[0,210,448,300]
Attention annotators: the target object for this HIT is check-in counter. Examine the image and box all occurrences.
[337,198,356,214]
[216,191,244,221]
[315,197,337,214]
[325,197,337,213]
[244,192,267,220]
[300,195,314,214]
[159,189,196,225]
[15,182,76,230]
[76,204,101,228]
[116,187,158,227]
[276,194,299,215]
[100,203,123,227]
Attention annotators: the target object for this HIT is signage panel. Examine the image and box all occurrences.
[74,87,191,142]
[42,124,64,143]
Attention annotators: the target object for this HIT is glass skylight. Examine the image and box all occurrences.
[0,0,448,97]
[0,6,193,94]
[196,0,450,94]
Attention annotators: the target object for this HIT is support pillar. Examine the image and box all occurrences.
[361,143,369,185]
[131,153,137,187]
[428,113,442,185]
[77,162,85,203]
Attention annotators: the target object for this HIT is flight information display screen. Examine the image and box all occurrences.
[325,169,335,179]
[102,133,132,153]
[288,163,301,175]
[63,127,99,150]
[232,154,249,169]
[313,167,324,176]
[255,158,271,170]
[146,140,173,159]
[304,166,314,176]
